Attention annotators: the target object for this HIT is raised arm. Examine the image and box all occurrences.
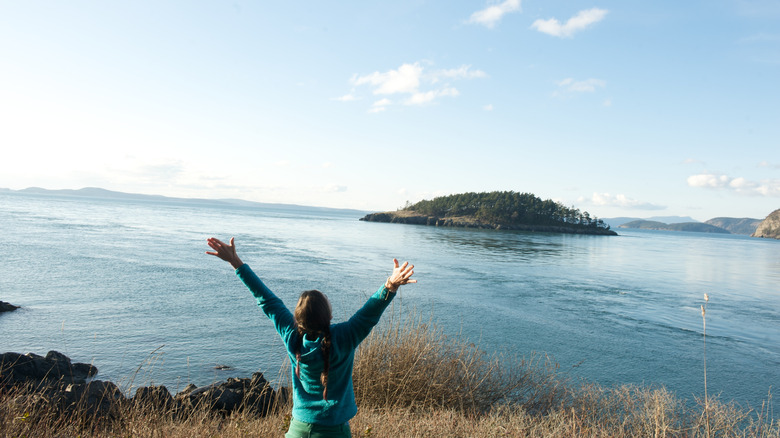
[206,237,244,269]
[338,258,417,349]
[206,237,296,339]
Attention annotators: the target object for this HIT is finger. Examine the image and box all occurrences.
[406,279,417,284]
[205,251,217,256]
[230,237,235,247]
[393,258,399,269]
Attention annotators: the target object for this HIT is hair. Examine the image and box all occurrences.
[293,289,333,400]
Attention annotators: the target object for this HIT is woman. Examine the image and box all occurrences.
[206,237,416,438]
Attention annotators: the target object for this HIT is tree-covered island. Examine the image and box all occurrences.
[360,191,617,236]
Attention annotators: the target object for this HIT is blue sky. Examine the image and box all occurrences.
[1,1,778,221]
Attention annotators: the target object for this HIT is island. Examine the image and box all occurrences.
[360,191,616,236]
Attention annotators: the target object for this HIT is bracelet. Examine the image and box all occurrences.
[385,278,398,292]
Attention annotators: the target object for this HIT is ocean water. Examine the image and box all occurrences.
[1,192,778,411]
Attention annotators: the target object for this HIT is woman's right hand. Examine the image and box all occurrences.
[206,237,244,269]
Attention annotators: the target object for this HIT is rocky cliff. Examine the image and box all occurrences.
[752,209,780,239]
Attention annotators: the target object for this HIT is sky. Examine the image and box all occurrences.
[1,1,779,221]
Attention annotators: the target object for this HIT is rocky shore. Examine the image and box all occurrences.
[360,210,618,236]
[0,350,285,418]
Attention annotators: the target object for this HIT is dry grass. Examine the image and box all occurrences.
[1,312,777,437]
[353,312,568,415]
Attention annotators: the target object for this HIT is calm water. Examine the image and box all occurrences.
[1,192,778,411]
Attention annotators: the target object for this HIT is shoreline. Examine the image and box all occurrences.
[360,210,618,236]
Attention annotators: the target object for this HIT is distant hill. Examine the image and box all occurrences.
[619,220,730,234]
[603,216,698,228]
[752,209,780,239]
[705,217,761,235]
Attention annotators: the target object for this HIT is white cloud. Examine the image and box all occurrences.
[531,8,608,38]
[467,0,521,28]
[483,104,494,111]
[349,62,486,111]
[353,63,422,95]
[406,87,459,106]
[580,192,666,210]
[687,173,780,196]
[602,98,612,107]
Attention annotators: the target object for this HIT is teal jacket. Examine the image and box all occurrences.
[236,264,396,425]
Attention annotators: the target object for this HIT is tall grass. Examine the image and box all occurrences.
[1,308,777,437]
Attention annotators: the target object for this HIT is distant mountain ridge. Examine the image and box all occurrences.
[602,216,698,228]
[618,220,730,233]
[606,215,762,236]
[2,187,367,215]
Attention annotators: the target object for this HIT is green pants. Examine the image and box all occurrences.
[285,417,351,438]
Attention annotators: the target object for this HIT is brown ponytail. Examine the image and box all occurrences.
[319,327,331,400]
[293,290,332,400]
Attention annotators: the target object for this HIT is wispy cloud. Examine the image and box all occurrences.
[348,62,487,112]
[758,161,780,169]
[579,192,666,210]
[332,93,359,102]
[557,78,606,92]
[483,104,494,111]
[369,98,392,113]
[467,0,521,28]
[687,173,780,196]
[553,78,606,98]
[323,184,348,193]
[531,8,608,38]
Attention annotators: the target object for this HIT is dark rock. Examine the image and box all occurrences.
[2,350,282,418]
[133,385,174,411]
[173,372,277,416]
[0,301,19,312]
[64,380,124,417]
[0,351,98,388]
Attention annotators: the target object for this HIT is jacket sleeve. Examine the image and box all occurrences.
[235,264,296,339]
[339,285,396,349]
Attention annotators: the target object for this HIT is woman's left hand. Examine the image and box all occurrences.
[385,258,416,292]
